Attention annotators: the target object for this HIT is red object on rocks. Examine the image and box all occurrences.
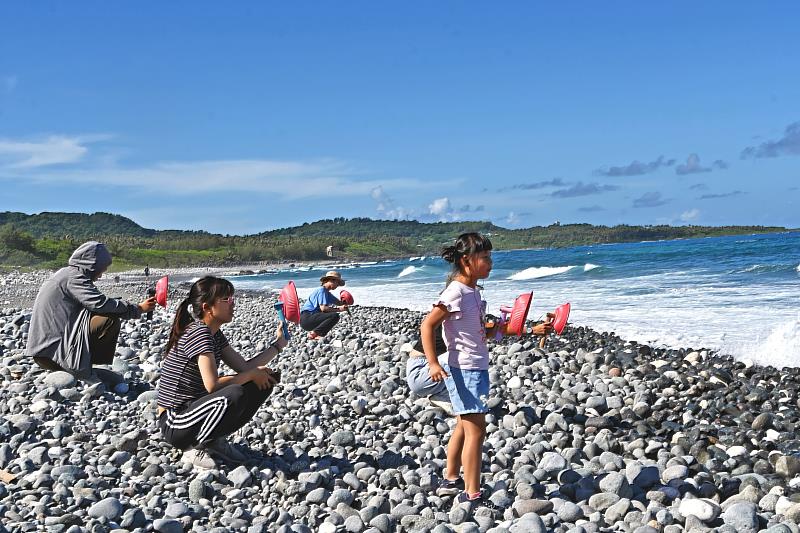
[506,292,533,336]
[552,303,571,335]
[339,290,354,305]
[279,281,301,324]
[155,276,169,307]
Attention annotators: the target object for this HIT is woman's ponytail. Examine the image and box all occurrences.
[163,276,234,356]
[165,298,193,355]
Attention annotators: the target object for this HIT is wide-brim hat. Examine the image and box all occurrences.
[320,270,346,285]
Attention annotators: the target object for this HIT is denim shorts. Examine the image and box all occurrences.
[445,367,490,415]
[406,353,450,402]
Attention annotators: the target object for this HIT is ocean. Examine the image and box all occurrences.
[229,231,800,367]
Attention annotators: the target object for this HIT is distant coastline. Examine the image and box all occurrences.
[0,210,795,271]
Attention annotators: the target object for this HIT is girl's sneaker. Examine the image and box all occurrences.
[456,491,502,512]
[436,477,465,496]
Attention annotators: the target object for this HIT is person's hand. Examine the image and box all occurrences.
[273,323,288,350]
[531,322,554,336]
[138,297,157,313]
[339,304,350,313]
[248,366,279,390]
[429,363,449,382]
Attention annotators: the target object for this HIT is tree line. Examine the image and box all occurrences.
[0,211,791,270]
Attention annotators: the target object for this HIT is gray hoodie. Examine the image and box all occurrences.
[26,241,142,376]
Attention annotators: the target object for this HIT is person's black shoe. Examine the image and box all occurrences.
[456,491,503,512]
[436,477,465,496]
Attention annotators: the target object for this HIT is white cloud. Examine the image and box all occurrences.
[0,135,109,168]
[0,133,452,200]
[680,208,700,222]
[0,133,459,204]
[371,186,411,219]
[428,197,451,216]
[424,196,490,222]
[39,159,432,200]
[505,211,520,226]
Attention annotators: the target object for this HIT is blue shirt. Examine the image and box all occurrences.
[301,286,338,313]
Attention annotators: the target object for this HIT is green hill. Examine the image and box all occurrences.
[0,211,793,270]
[0,211,156,239]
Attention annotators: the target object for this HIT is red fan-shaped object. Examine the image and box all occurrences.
[339,290,354,305]
[552,302,571,335]
[155,276,169,307]
[279,281,301,324]
[505,292,533,336]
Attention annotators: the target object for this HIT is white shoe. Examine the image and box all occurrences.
[181,448,217,470]
[202,438,248,464]
[430,398,455,416]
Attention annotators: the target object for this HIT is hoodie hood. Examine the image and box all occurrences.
[68,241,113,276]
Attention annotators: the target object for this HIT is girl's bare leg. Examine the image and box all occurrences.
[460,413,487,495]
[445,418,465,480]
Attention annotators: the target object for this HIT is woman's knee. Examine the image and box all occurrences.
[231,381,275,405]
[219,383,246,403]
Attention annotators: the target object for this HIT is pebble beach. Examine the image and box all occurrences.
[1,269,800,533]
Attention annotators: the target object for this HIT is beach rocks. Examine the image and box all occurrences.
[43,370,77,389]
[1,271,799,532]
[722,502,760,532]
[88,497,123,521]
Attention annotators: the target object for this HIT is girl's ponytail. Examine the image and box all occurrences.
[441,245,458,264]
[441,232,493,283]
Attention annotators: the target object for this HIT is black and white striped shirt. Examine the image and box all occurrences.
[157,321,229,410]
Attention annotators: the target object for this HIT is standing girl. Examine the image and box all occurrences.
[157,276,288,469]
[420,232,497,507]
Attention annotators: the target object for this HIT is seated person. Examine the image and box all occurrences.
[299,270,349,340]
[406,317,554,415]
[157,276,288,469]
[27,241,156,379]
[406,325,453,413]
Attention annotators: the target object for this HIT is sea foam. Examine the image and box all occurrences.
[731,316,800,369]
[508,265,575,280]
[398,266,418,278]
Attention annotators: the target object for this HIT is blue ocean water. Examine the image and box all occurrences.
[230,231,800,367]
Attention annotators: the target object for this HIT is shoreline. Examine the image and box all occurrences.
[0,267,731,361]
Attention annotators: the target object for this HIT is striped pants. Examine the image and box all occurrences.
[158,381,274,450]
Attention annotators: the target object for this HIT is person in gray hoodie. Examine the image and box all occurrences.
[26,241,157,378]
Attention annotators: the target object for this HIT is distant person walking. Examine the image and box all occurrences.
[157,276,288,469]
[27,241,157,378]
[144,265,150,277]
[299,270,350,340]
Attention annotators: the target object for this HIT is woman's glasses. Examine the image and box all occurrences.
[219,296,236,304]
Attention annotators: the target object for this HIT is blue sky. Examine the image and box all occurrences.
[1,2,798,234]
